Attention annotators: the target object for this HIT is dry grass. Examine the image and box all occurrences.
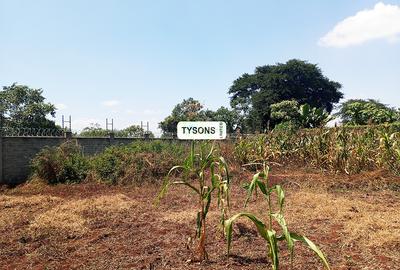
[285,190,400,248]
[29,194,135,240]
[0,195,61,230]
[1,168,399,269]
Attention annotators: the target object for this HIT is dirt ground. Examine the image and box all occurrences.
[1,166,400,270]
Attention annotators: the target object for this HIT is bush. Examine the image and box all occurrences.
[91,140,187,184]
[31,141,89,184]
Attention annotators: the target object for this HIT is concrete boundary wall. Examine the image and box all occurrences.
[0,135,167,185]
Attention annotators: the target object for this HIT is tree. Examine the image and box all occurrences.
[79,123,109,137]
[79,123,154,138]
[0,83,57,129]
[118,125,154,138]
[228,59,343,131]
[207,107,240,133]
[270,100,300,123]
[159,98,240,134]
[336,99,399,125]
[159,98,204,134]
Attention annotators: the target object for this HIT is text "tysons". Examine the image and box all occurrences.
[181,126,216,134]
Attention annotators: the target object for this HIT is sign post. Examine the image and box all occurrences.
[177,121,227,140]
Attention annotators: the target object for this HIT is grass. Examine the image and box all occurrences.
[285,189,400,249]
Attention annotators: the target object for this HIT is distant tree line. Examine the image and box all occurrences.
[78,123,154,138]
[2,59,400,136]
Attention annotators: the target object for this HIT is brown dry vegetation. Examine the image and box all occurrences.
[1,166,400,269]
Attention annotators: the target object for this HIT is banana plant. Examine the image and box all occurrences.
[298,104,332,128]
[156,141,230,261]
[225,162,330,270]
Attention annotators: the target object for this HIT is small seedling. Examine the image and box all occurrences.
[225,162,330,270]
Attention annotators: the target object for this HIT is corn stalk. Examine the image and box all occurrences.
[156,141,230,261]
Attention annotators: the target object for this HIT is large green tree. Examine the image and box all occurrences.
[336,99,399,125]
[229,59,343,131]
[0,83,57,129]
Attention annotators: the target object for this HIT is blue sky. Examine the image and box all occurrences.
[1,0,399,135]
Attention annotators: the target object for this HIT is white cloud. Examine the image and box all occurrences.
[319,2,400,48]
[56,103,67,110]
[102,100,120,107]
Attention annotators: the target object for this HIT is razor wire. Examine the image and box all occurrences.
[0,127,64,137]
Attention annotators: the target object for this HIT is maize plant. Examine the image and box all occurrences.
[379,132,400,175]
[225,162,330,270]
[234,124,400,176]
[156,141,230,261]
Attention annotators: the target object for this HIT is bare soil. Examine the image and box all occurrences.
[1,166,400,270]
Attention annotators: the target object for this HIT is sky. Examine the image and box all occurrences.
[1,0,400,135]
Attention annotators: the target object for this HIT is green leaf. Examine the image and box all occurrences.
[256,181,268,197]
[154,176,171,205]
[266,230,279,270]
[204,191,212,219]
[224,212,268,254]
[172,181,200,194]
[275,185,285,212]
[271,213,294,259]
[245,172,261,207]
[291,233,331,270]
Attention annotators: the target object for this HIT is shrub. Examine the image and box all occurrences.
[91,140,187,184]
[31,140,89,184]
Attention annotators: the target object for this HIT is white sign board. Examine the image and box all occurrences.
[177,121,227,140]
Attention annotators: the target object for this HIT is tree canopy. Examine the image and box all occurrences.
[0,83,57,129]
[336,99,399,126]
[79,123,154,138]
[159,98,240,134]
[228,59,343,131]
